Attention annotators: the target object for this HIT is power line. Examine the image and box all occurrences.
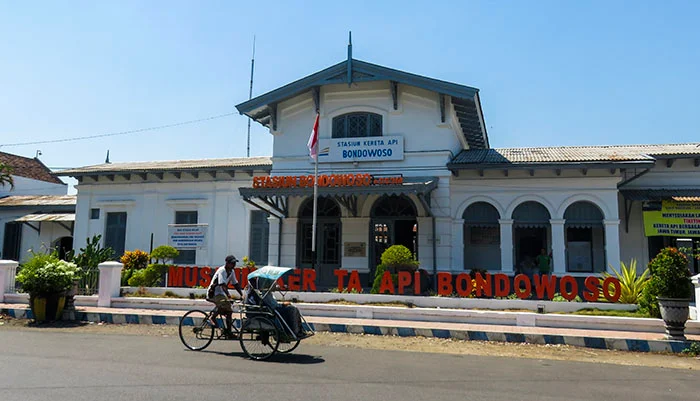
[0,111,238,148]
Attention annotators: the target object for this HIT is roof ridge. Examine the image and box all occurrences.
[58,155,273,170]
[492,143,700,151]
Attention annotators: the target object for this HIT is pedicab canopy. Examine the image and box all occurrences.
[247,266,295,282]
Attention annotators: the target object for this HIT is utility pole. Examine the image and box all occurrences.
[246,36,256,157]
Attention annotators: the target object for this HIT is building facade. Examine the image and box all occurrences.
[60,54,700,288]
[0,151,75,263]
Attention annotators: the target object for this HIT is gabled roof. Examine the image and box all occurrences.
[0,151,64,185]
[56,156,272,176]
[448,143,700,170]
[235,58,489,149]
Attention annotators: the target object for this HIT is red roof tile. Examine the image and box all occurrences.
[0,151,64,185]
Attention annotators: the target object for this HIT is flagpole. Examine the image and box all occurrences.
[310,114,319,289]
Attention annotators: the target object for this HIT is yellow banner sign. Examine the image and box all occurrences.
[643,200,700,237]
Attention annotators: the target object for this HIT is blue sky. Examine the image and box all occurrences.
[1,1,699,191]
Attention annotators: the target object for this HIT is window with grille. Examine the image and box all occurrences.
[332,112,382,138]
[174,211,197,265]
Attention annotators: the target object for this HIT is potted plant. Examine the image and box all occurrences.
[15,252,80,322]
[640,247,693,340]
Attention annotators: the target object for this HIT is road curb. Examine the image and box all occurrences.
[2,307,696,354]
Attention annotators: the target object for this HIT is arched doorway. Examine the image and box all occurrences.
[52,236,74,261]
[297,197,341,287]
[370,195,418,275]
[564,201,605,272]
[463,202,501,270]
[512,201,551,273]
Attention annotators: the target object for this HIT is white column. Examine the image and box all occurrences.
[417,217,433,271]
[98,261,123,307]
[550,219,566,274]
[452,219,464,271]
[267,216,281,266]
[0,260,19,302]
[604,219,621,273]
[499,219,514,273]
[341,217,370,272]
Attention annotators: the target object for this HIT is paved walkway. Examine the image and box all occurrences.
[2,302,698,354]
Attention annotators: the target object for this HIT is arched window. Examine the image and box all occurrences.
[463,202,501,271]
[332,112,382,138]
[299,197,341,218]
[564,201,605,273]
[511,201,551,273]
[371,195,416,217]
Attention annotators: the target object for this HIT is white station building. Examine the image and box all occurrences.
[59,48,700,288]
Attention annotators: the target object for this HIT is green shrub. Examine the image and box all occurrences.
[73,235,115,268]
[121,250,149,270]
[370,264,397,294]
[639,247,692,318]
[552,293,583,302]
[150,246,179,264]
[16,259,80,295]
[380,245,418,271]
[601,259,649,304]
[127,264,169,287]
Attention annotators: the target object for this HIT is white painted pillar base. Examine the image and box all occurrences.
[267,216,281,266]
[98,261,124,307]
[693,274,700,321]
[604,219,621,273]
[498,219,514,273]
[550,219,566,274]
[0,260,19,302]
[417,217,433,271]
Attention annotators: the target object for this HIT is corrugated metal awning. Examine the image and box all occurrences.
[620,189,700,201]
[15,213,76,222]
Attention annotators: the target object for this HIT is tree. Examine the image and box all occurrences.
[0,162,14,189]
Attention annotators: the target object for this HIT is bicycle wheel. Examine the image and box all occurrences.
[276,338,301,354]
[179,310,215,351]
[239,316,279,361]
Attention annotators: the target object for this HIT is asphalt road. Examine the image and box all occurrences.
[0,329,696,401]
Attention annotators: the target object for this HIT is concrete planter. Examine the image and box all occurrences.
[657,297,690,340]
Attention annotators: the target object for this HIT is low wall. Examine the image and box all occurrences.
[119,286,637,313]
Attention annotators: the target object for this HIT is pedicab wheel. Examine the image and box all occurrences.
[179,310,215,351]
[239,316,279,361]
[276,338,301,354]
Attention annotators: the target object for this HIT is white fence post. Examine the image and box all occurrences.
[693,273,700,321]
[98,261,123,308]
[0,260,19,302]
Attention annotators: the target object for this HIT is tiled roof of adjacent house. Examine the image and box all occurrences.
[56,156,273,176]
[0,195,76,207]
[0,151,65,184]
[449,143,700,167]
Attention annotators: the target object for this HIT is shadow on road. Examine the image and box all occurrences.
[199,349,325,364]
[22,320,91,329]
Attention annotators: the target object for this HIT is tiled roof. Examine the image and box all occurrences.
[0,151,64,185]
[450,143,700,166]
[619,189,700,201]
[57,156,272,176]
[0,195,76,207]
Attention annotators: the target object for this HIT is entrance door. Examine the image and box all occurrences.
[297,197,342,289]
[298,220,341,288]
[371,219,417,269]
[2,222,22,260]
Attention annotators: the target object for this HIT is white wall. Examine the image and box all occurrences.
[450,170,621,272]
[73,172,267,267]
[271,81,462,176]
[0,175,66,197]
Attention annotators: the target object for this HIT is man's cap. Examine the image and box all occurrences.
[225,255,239,263]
